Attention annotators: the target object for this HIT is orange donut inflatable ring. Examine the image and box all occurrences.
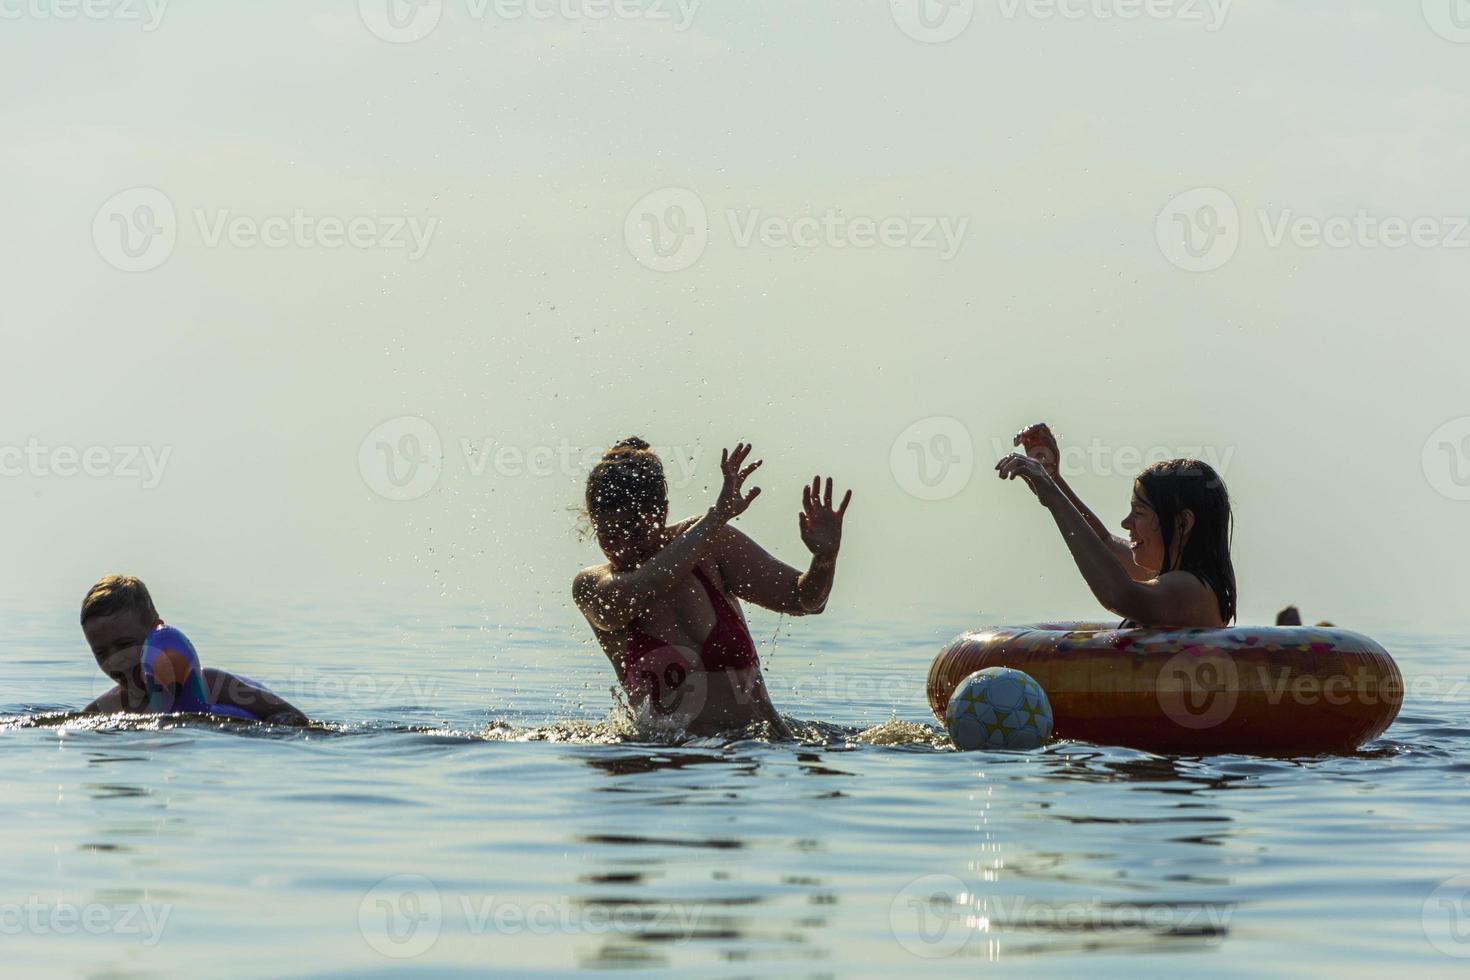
[927,623,1403,755]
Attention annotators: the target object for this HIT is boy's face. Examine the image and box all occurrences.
[83,612,157,691]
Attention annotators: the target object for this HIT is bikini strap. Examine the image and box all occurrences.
[691,566,735,617]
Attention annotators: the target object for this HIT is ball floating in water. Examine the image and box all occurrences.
[945,667,1053,751]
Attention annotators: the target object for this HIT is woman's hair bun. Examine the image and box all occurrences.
[586,437,668,523]
[605,436,651,458]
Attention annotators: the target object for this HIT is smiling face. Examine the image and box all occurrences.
[1121,481,1166,573]
[82,611,158,694]
[1122,479,1197,575]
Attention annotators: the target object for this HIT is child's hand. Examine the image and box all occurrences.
[996,452,1062,506]
[1013,422,1061,479]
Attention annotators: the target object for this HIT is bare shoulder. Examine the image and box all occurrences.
[574,562,611,583]
[573,563,611,597]
[83,686,122,714]
[1155,571,1226,626]
[669,514,702,535]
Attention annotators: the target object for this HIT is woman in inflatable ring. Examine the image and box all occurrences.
[573,438,852,738]
[995,422,1236,629]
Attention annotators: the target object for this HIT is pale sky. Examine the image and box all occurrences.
[2,0,1468,635]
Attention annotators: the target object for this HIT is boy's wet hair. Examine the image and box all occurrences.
[80,575,160,627]
[584,437,669,526]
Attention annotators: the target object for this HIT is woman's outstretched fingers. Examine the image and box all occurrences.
[724,442,754,478]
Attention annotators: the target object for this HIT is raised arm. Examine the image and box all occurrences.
[721,476,851,616]
[575,443,763,632]
[996,453,1218,628]
[1015,422,1152,582]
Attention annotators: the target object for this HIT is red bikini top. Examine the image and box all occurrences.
[624,566,760,678]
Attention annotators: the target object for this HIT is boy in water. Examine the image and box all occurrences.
[80,575,308,725]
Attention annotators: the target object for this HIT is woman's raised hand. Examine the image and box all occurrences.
[996,452,1062,505]
[1013,422,1061,478]
[799,476,852,559]
[714,443,763,524]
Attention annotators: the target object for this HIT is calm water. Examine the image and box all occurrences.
[3,601,1468,978]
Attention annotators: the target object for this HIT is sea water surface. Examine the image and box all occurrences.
[3,600,1468,978]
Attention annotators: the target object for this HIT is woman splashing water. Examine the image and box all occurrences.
[573,439,853,738]
[995,423,1236,629]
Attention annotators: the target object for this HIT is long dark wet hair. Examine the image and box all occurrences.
[1136,459,1237,624]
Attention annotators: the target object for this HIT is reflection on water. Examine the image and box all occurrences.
[0,611,1465,976]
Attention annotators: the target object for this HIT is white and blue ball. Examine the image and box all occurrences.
[945,667,1053,751]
